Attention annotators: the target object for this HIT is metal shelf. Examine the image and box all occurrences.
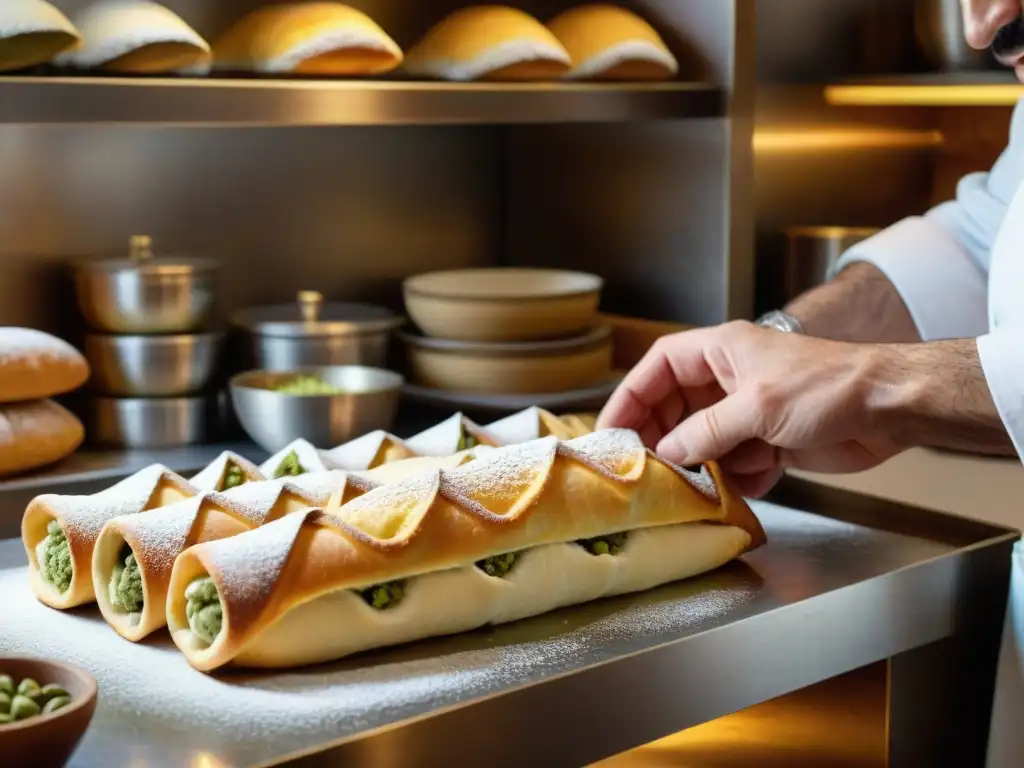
[0,75,724,126]
[825,71,1024,107]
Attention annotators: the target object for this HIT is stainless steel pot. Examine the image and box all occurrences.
[85,333,222,397]
[781,227,880,302]
[88,395,217,448]
[75,235,218,334]
[915,0,992,70]
[232,290,403,371]
[230,366,403,452]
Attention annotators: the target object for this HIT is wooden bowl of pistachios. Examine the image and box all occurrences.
[0,657,98,768]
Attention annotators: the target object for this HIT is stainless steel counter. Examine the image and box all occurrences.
[0,477,1016,767]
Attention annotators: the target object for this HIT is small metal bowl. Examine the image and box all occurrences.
[0,656,98,768]
[88,396,217,448]
[230,366,403,453]
[85,333,222,397]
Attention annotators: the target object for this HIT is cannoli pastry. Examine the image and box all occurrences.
[55,0,212,75]
[321,430,417,472]
[167,429,765,671]
[404,6,571,82]
[561,412,598,436]
[343,444,494,497]
[258,439,330,480]
[484,406,584,444]
[0,0,81,73]
[93,470,373,641]
[212,2,403,76]
[404,413,499,456]
[23,464,196,609]
[546,5,678,81]
[189,451,264,492]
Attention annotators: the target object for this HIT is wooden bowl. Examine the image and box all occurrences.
[403,268,603,343]
[0,657,98,768]
[400,325,613,394]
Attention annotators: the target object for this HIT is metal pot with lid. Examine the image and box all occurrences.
[75,235,219,334]
[232,290,404,371]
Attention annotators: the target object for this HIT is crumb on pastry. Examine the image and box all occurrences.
[273,450,306,479]
[37,519,73,593]
[109,544,144,615]
[185,576,223,645]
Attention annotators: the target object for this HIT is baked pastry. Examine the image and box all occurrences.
[258,439,330,480]
[0,400,85,478]
[93,470,373,641]
[484,406,586,444]
[212,2,402,76]
[0,328,90,403]
[321,430,416,472]
[404,6,571,82]
[404,412,499,456]
[167,429,765,671]
[0,0,81,73]
[561,412,598,435]
[55,0,211,75]
[189,451,264,492]
[22,464,195,609]
[354,444,493,486]
[546,5,678,81]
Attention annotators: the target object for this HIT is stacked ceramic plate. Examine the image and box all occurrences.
[399,268,617,411]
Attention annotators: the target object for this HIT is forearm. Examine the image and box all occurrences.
[864,339,1016,456]
[784,263,921,344]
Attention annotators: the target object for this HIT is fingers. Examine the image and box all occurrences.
[656,392,755,466]
[718,440,777,476]
[597,331,716,432]
[727,466,784,499]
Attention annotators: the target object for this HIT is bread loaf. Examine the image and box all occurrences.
[0,328,89,403]
[547,5,678,81]
[404,6,571,82]
[55,0,211,75]
[0,400,84,479]
[0,0,81,72]
[213,2,402,76]
[167,429,765,671]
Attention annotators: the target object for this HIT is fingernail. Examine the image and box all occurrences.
[656,433,689,465]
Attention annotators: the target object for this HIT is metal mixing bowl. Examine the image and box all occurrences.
[75,235,218,334]
[85,333,222,397]
[88,396,217,448]
[229,366,403,453]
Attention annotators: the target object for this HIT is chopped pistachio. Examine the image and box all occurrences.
[476,552,518,578]
[273,376,347,396]
[273,450,306,479]
[221,462,247,490]
[578,532,629,556]
[39,520,72,593]
[185,576,223,644]
[357,580,404,610]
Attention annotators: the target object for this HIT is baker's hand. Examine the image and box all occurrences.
[596,320,903,497]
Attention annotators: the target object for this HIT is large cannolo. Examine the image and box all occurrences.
[22,465,196,609]
[321,430,417,472]
[404,413,500,456]
[92,470,372,642]
[167,429,765,672]
[189,451,264,491]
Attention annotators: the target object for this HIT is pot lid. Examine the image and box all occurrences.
[79,235,217,274]
[233,290,403,338]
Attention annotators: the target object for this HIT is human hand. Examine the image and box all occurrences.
[596,321,904,497]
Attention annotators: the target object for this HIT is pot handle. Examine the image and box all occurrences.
[129,235,153,262]
[298,290,323,323]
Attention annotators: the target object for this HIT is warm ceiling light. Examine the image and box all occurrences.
[824,84,1024,107]
[753,127,944,152]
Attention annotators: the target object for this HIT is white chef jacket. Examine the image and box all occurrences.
[834,100,1024,767]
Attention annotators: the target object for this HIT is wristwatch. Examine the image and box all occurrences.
[755,310,805,334]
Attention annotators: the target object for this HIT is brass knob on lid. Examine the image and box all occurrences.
[129,235,153,262]
[298,290,323,323]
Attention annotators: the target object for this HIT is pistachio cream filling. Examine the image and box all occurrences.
[221,462,248,490]
[456,431,478,452]
[476,552,518,578]
[185,577,223,645]
[37,520,72,593]
[109,544,144,614]
[274,376,347,396]
[357,581,405,610]
[273,450,306,479]
[577,532,629,556]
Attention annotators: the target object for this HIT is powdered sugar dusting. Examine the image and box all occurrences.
[322,432,390,471]
[284,471,362,504]
[334,471,440,539]
[190,451,265,491]
[0,327,84,366]
[564,429,645,476]
[258,440,328,477]
[442,437,557,506]
[203,511,313,609]
[122,495,208,575]
[41,464,194,539]
[217,480,290,524]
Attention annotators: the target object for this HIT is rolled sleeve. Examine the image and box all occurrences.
[831,216,990,341]
[978,328,1024,458]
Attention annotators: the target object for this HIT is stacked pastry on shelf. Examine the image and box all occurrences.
[21,412,764,674]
